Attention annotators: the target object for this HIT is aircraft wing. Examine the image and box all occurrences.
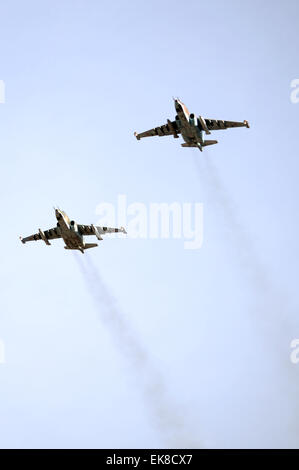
[201,117,250,132]
[78,224,127,239]
[20,227,61,245]
[134,120,181,140]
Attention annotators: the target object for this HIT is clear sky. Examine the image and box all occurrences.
[0,0,298,448]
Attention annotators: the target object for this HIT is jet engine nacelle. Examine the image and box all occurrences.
[189,113,198,127]
[189,113,203,139]
[70,220,78,232]
[175,115,181,128]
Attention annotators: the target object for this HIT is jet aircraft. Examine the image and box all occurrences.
[134,98,250,151]
[20,208,127,253]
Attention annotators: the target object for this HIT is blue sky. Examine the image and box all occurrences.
[0,0,298,448]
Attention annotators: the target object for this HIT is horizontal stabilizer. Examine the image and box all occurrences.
[83,243,98,250]
[64,243,98,251]
[202,140,218,147]
[181,143,198,148]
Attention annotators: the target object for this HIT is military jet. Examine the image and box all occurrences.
[20,208,127,253]
[134,98,250,151]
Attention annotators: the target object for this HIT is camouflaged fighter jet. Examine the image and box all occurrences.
[134,98,250,152]
[20,208,127,253]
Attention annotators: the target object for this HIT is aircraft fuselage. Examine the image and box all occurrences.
[174,99,205,149]
[55,209,85,252]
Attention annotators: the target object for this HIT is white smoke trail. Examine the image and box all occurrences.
[194,152,294,329]
[193,152,299,443]
[74,252,200,448]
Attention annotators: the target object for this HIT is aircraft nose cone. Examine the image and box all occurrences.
[174,99,181,110]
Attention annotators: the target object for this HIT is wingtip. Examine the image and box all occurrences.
[120,226,127,235]
[19,236,25,244]
[244,120,250,128]
[134,132,140,141]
